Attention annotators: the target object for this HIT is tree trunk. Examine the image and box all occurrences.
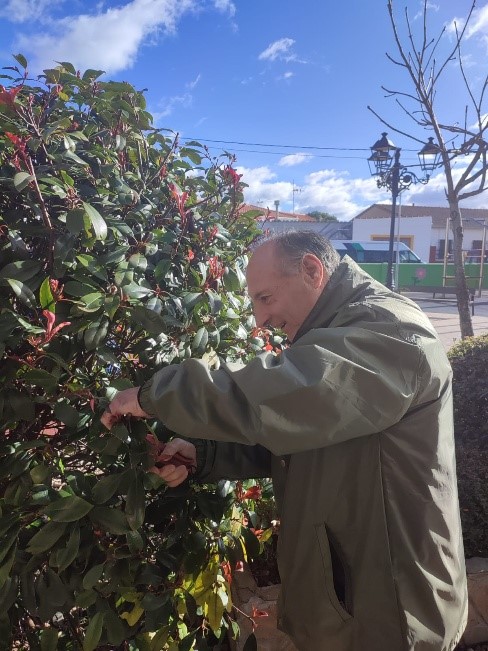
[448,199,474,338]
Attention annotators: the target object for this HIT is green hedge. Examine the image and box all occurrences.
[448,335,488,557]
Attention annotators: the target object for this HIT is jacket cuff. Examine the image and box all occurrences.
[192,439,214,480]
[138,380,156,417]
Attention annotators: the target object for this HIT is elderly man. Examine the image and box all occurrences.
[102,231,467,651]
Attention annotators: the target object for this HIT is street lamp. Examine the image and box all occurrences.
[368,133,442,290]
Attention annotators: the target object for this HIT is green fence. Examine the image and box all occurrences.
[360,263,488,290]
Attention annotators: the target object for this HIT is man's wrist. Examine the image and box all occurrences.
[138,381,155,417]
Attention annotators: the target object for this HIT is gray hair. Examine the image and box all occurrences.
[255,230,340,277]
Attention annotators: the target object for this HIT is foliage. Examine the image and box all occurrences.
[0,56,280,650]
[306,211,337,222]
[448,334,488,557]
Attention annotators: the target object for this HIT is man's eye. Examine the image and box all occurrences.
[261,295,271,303]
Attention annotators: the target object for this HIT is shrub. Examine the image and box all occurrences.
[0,55,277,650]
[448,334,488,557]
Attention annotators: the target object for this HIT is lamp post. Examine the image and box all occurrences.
[368,133,441,290]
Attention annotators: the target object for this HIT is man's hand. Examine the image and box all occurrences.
[147,436,197,488]
[101,387,151,430]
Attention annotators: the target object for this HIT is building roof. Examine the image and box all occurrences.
[239,203,317,222]
[355,203,488,228]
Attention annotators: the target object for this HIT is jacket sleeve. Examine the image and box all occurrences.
[138,326,422,456]
[192,440,272,483]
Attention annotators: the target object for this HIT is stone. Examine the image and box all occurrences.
[229,566,298,651]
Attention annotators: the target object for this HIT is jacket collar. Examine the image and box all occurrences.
[292,256,383,342]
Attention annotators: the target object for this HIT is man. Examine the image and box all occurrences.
[102,231,467,651]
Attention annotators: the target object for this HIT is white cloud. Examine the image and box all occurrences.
[213,0,236,17]
[240,165,372,220]
[259,37,295,62]
[278,153,310,167]
[154,92,193,119]
[15,0,198,74]
[0,0,63,23]
[186,73,201,89]
[465,5,488,38]
[240,159,488,222]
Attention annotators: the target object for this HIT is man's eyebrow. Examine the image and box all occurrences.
[251,288,272,302]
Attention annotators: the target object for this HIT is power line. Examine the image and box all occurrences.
[200,146,366,160]
[181,136,423,158]
[182,137,369,152]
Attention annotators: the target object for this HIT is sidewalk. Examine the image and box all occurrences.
[402,291,488,351]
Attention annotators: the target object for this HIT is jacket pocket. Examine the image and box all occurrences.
[314,522,353,622]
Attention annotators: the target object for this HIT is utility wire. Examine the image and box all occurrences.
[181,137,424,160]
[183,137,368,151]
[199,146,367,160]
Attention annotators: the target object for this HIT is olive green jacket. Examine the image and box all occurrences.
[139,257,468,651]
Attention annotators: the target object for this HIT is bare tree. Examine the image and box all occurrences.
[369,0,487,338]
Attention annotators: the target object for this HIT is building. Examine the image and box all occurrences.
[353,204,488,262]
[241,204,353,239]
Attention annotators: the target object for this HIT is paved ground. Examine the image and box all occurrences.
[402,290,488,351]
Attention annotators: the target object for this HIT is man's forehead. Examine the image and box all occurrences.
[247,242,277,272]
[246,242,279,296]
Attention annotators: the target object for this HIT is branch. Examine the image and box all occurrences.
[381,85,422,105]
[367,105,427,145]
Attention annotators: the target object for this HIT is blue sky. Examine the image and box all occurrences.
[0,0,487,220]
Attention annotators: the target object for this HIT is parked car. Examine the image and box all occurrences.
[331,240,423,264]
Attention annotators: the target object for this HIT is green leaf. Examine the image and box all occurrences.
[6,278,36,308]
[92,473,124,504]
[126,530,144,553]
[89,506,131,535]
[13,53,28,69]
[83,612,104,651]
[13,172,34,192]
[192,327,208,355]
[66,208,86,235]
[128,253,147,271]
[76,254,107,281]
[205,590,225,634]
[8,390,35,421]
[43,495,93,522]
[82,563,105,590]
[83,317,109,350]
[39,278,55,311]
[79,292,104,312]
[103,609,126,645]
[130,305,166,335]
[0,259,42,284]
[125,472,145,531]
[23,368,58,393]
[53,402,80,427]
[75,590,97,608]
[82,202,107,241]
[40,626,59,651]
[82,68,105,81]
[55,525,80,572]
[0,544,17,591]
[240,527,260,560]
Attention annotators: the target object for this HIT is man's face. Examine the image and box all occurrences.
[246,242,326,342]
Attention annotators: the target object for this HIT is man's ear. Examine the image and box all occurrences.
[301,253,325,288]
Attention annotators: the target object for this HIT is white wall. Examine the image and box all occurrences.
[352,216,432,262]
[431,225,485,252]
